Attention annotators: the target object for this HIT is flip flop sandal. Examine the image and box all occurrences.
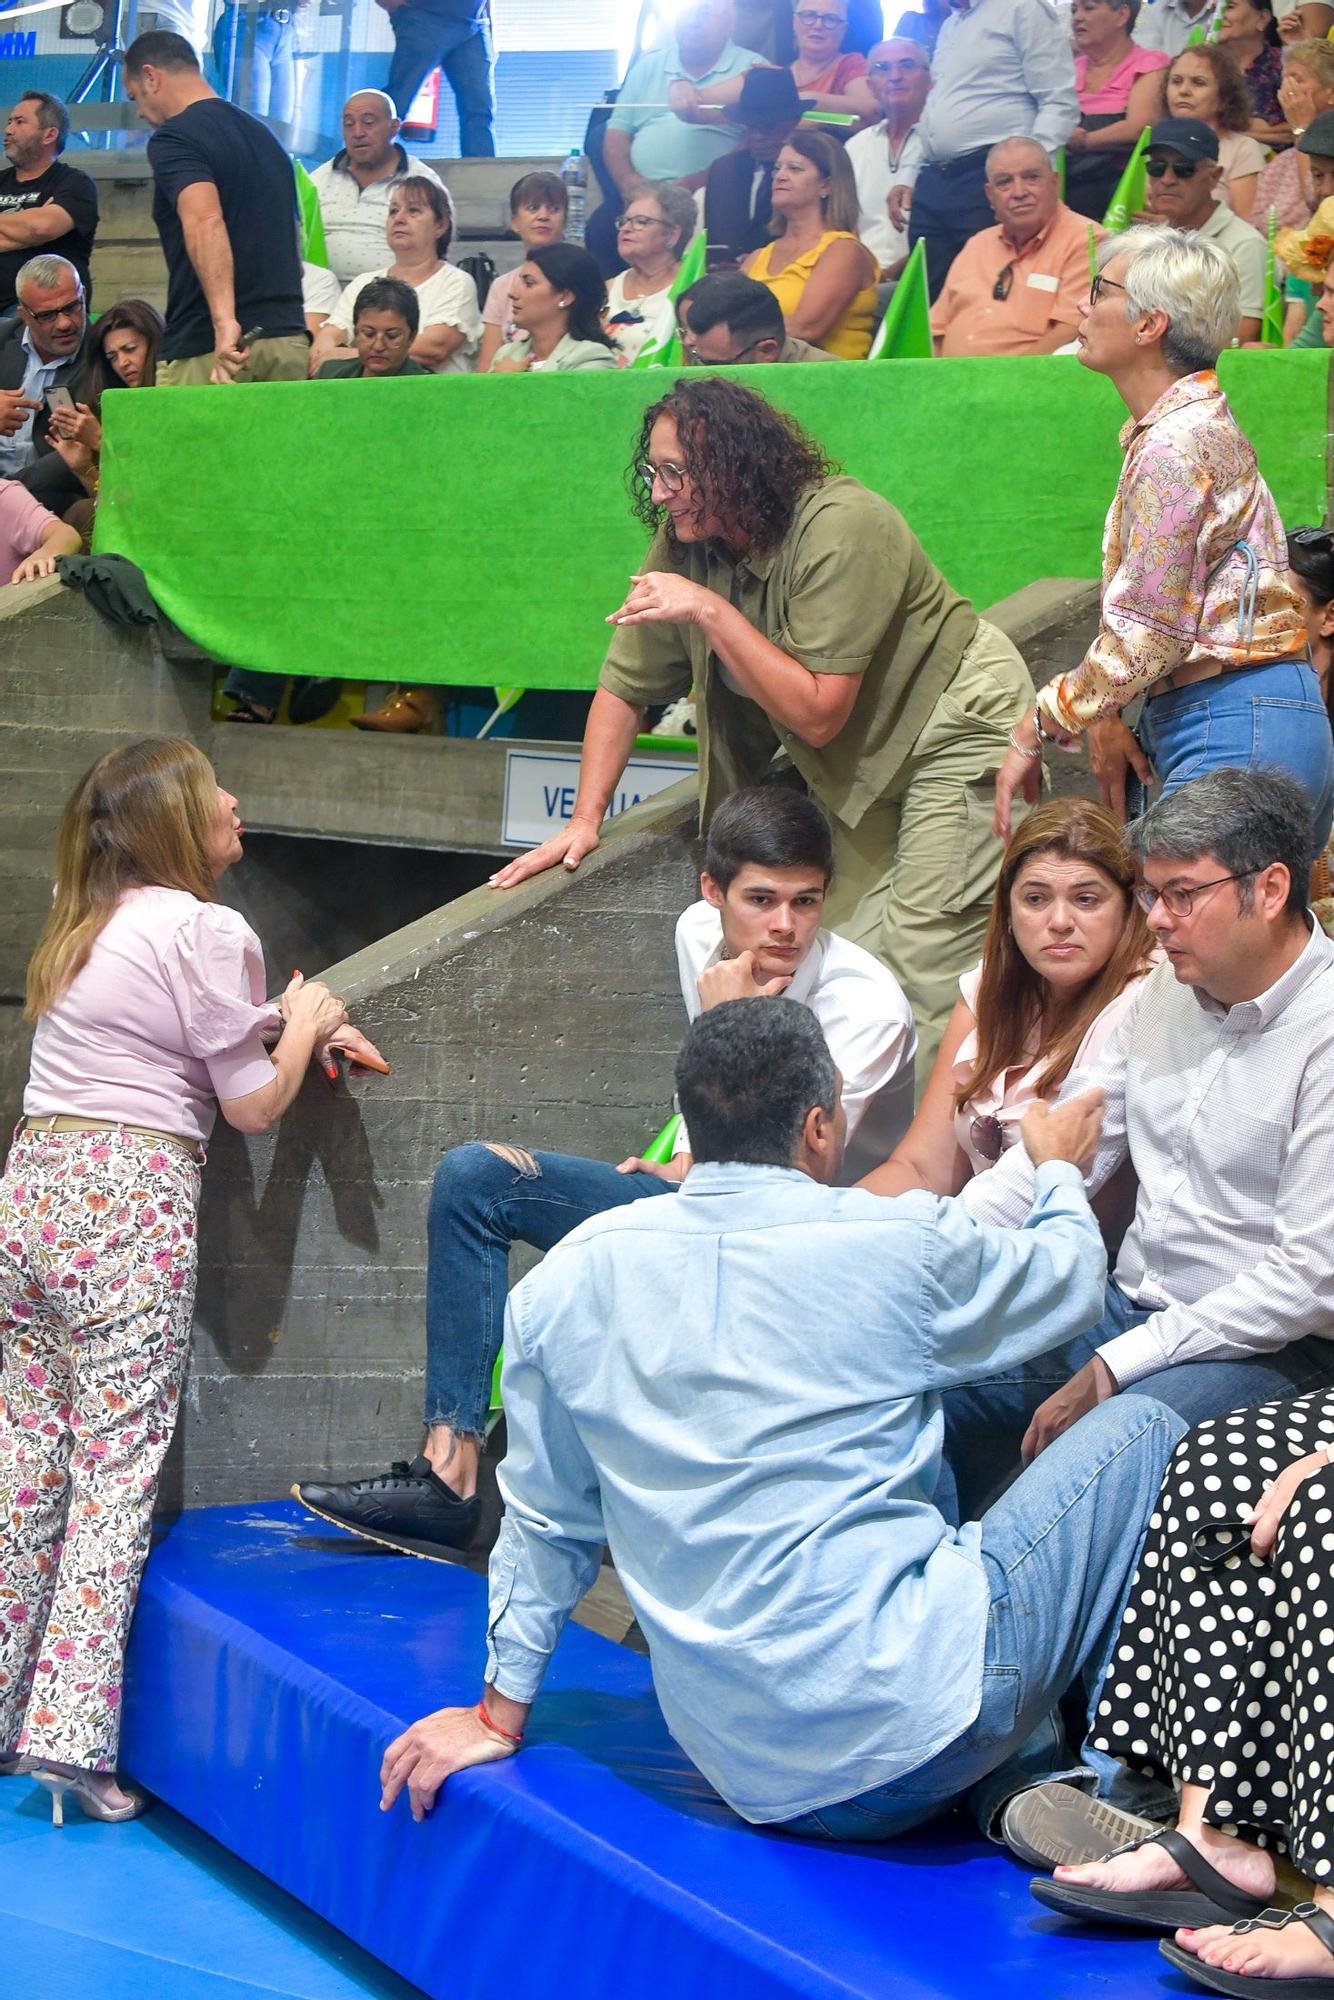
[1160,1900,1334,1998]
[1029,1826,1275,1934]
[225,700,274,724]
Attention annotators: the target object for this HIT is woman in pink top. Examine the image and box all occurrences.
[0,738,383,1825]
[861,799,1154,1231]
[0,477,81,586]
[1067,0,1171,221]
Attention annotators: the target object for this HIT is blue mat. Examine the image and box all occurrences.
[119,1502,1176,2000]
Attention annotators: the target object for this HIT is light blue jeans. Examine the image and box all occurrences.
[1133,659,1334,855]
[777,1396,1187,1842]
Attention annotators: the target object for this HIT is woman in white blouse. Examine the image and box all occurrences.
[310,176,482,374]
[860,798,1154,1230]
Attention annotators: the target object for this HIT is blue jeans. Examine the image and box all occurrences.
[424,1143,672,1435]
[1134,660,1334,855]
[211,7,295,122]
[778,1396,1187,1841]
[940,1275,1334,1525]
[387,8,496,153]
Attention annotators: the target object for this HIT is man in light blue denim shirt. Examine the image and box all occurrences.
[380,1002,1183,1838]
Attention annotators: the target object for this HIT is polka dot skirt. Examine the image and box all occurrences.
[1089,1390,1334,1881]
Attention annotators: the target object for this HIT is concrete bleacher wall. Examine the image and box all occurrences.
[0,574,1099,1509]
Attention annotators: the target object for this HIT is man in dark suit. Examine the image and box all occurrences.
[0,253,91,487]
[701,65,807,267]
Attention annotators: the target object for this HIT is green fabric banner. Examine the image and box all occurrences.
[93,353,1330,688]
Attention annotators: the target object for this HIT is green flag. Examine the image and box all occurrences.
[294,159,328,269]
[1262,204,1285,345]
[867,237,932,359]
[631,227,709,368]
[641,1113,684,1163]
[1103,127,1149,231]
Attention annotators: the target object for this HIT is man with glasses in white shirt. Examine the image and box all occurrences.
[942,765,1334,1525]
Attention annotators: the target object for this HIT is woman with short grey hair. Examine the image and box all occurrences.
[994,224,1334,853]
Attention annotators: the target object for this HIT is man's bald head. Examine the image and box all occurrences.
[985,137,1060,243]
[341,89,401,177]
[866,37,931,119]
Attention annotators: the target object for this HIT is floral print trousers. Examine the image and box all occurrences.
[0,1127,199,1770]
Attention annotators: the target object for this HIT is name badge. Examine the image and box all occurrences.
[1025,272,1060,293]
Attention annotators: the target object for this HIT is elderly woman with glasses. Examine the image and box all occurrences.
[673,3,877,123]
[861,798,1154,1232]
[491,374,1037,1086]
[994,227,1334,853]
[603,179,698,364]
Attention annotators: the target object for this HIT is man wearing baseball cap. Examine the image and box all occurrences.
[1140,117,1265,339]
[700,64,807,264]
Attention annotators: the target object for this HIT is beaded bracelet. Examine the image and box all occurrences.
[1009,729,1041,761]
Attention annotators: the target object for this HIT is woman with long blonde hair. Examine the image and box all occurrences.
[0,738,382,1824]
[861,797,1155,1211]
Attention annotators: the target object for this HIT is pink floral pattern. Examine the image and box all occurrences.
[0,1128,199,1770]
[1038,372,1306,732]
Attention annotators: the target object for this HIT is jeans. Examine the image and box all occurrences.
[1134,659,1334,856]
[387,8,496,153]
[777,1396,1187,1841]
[211,7,295,122]
[908,149,994,301]
[424,1143,673,1435]
[940,1274,1334,1525]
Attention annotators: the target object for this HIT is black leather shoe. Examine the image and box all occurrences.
[291,1457,480,1560]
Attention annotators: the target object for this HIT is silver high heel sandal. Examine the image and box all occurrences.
[29,1766,148,1826]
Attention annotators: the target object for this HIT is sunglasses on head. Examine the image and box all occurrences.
[1146,156,1204,179]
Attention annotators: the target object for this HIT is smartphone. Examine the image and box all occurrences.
[45,386,74,413]
[239,326,264,347]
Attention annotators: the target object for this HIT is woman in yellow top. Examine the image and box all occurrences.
[742,127,879,358]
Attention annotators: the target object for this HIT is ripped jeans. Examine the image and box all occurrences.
[424,1143,674,1437]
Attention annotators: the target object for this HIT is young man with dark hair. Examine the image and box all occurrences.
[683,271,839,363]
[293,785,916,1557]
[0,92,98,315]
[314,276,430,377]
[124,30,307,385]
[377,1001,1183,1859]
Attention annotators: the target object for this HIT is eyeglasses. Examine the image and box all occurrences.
[1146,157,1203,179]
[795,9,845,25]
[1089,272,1125,305]
[617,212,666,231]
[1134,870,1255,917]
[636,458,688,494]
[992,262,1014,302]
[867,58,921,74]
[683,335,767,363]
[21,291,85,327]
[970,1114,1004,1164]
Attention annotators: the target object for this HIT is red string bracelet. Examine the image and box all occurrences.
[477,1700,524,1746]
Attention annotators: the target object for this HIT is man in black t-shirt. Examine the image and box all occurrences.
[123,30,307,385]
[0,92,98,314]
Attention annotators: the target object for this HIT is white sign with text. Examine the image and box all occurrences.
[501,748,697,850]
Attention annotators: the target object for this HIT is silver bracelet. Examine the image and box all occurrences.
[1009,728,1042,761]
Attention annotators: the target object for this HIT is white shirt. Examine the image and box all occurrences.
[604,270,677,366]
[301,260,342,318]
[898,0,1079,183]
[961,920,1334,1387]
[1137,0,1219,56]
[845,120,918,271]
[331,262,482,371]
[1198,197,1267,320]
[308,148,447,284]
[674,901,917,1181]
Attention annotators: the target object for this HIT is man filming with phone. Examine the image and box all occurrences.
[0,254,91,482]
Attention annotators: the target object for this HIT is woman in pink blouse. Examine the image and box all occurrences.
[0,478,81,586]
[861,799,1154,1229]
[0,737,383,1825]
[1065,0,1169,222]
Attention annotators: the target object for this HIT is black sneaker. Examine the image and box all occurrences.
[291,1457,481,1561]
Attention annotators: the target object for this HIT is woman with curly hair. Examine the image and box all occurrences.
[492,375,1035,1082]
[1163,42,1268,219]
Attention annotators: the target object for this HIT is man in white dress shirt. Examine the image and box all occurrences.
[846,37,932,275]
[888,0,1079,297]
[941,767,1334,1522]
[291,784,917,1560]
[309,89,446,283]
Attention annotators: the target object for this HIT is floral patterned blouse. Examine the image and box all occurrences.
[1244,42,1285,128]
[1037,370,1306,732]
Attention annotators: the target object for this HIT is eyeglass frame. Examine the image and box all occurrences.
[992,261,1015,302]
[682,334,770,364]
[1088,272,1126,306]
[1145,155,1205,180]
[19,287,86,328]
[969,1113,1004,1164]
[1133,869,1256,917]
[867,56,923,74]
[636,458,689,494]
[794,8,847,27]
[616,210,669,232]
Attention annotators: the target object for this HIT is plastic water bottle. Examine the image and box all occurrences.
[561,147,586,244]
